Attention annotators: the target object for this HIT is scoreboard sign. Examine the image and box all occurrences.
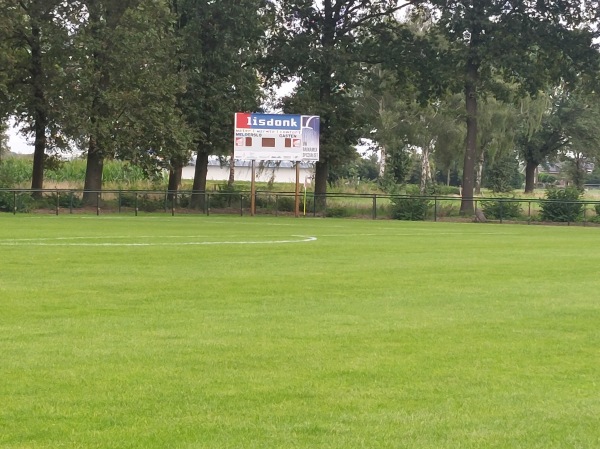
[234,113,320,162]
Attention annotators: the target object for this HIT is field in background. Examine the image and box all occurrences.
[1,216,599,449]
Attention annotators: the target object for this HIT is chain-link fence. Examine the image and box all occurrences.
[2,188,600,225]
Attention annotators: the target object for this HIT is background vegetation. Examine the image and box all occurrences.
[1,1,599,213]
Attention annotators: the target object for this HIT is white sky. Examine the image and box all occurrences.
[8,131,32,154]
[6,118,33,154]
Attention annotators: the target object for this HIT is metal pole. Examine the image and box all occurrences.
[56,191,60,215]
[135,193,138,216]
[250,160,256,217]
[96,192,100,216]
[13,191,16,215]
[294,161,300,218]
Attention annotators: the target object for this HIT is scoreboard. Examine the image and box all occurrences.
[234,113,320,162]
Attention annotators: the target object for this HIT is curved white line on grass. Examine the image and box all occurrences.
[319,232,516,237]
[0,236,317,247]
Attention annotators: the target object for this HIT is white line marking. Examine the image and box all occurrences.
[0,236,317,247]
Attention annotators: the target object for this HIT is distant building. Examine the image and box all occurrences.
[182,159,315,184]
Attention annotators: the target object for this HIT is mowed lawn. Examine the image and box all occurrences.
[1,215,599,449]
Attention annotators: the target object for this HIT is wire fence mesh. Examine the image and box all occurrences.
[2,188,600,225]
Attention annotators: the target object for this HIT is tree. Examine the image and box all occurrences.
[0,1,16,120]
[407,0,599,213]
[484,151,522,193]
[518,87,600,193]
[171,0,265,207]
[5,0,75,196]
[475,95,519,194]
[267,0,419,201]
[61,0,189,203]
[0,120,8,161]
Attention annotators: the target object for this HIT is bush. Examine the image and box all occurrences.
[274,195,296,212]
[427,184,461,196]
[539,187,583,222]
[480,198,522,220]
[0,191,35,212]
[435,202,460,218]
[0,158,31,186]
[325,206,352,218]
[119,193,165,212]
[538,173,557,185]
[390,195,431,221]
[35,192,84,209]
[206,184,242,208]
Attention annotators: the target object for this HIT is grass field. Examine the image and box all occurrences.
[1,215,599,449]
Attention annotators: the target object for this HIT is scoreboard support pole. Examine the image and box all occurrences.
[251,160,256,216]
[294,161,300,218]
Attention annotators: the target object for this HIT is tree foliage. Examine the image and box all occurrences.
[389,0,600,213]
[518,86,600,192]
[266,0,420,199]
[172,0,265,203]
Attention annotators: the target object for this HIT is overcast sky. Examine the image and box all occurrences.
[7,118,33,154]
[8,131,32,154]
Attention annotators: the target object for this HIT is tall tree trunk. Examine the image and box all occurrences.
[191,148,209,209]
[228,150,235,187]
[475,151,484,195]
[30,18,46,198]
[378,94,386,178]
[420,143,431,194]
[167,162,183,203]
[379,145,386,178]
[312,0,334,208]
[524,160,537,193]
[461,51,479,215]
[83,134,103,205]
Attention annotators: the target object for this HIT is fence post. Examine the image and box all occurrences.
[13,191,16,215]
[96,192,100,216]
[69,191,73,214]
[240,195,243,216]
[118,191,122,214]
[171,193,175,216]
[500,199,503,224]
[434,196,438,222]
[206,193,210,216]
[56,190,60,216]
[528,201,531,224]
[135,193,138,216]
[275,194,279,217]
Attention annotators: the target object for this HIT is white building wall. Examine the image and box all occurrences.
[181,164,314,184]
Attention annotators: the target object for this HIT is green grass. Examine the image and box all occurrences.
[1,216,599,448]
